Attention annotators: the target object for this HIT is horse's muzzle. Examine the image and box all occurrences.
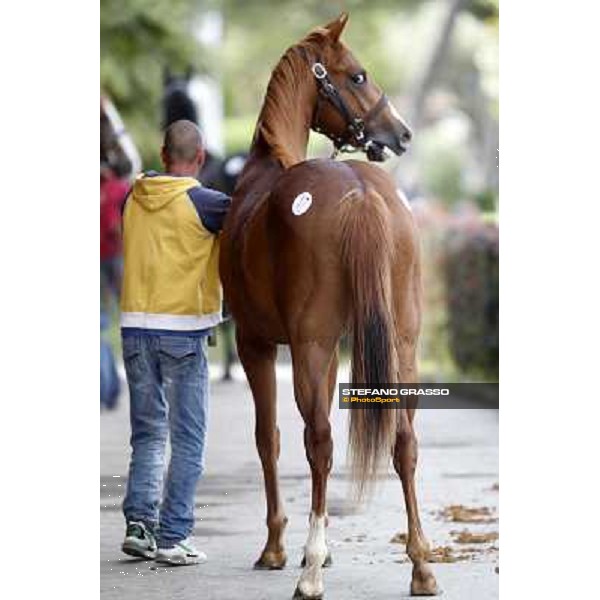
[367,122,411,160]
[365,141,388,162]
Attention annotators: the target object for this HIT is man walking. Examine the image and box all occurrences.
[119,120,231,565]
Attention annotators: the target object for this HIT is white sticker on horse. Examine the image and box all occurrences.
[292,192,313,216]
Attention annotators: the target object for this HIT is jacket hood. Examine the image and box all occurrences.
[131,174,199,212]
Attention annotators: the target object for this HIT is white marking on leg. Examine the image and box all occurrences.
[297,512,327,597]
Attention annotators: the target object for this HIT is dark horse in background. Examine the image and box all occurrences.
[162,69,247,196]
[220,14,438,599]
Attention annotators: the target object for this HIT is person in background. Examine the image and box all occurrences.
[119,120,231,565]
[100,163,129,309]
[100,309,120,410]
[100,163,129,410]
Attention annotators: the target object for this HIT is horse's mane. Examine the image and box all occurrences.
[257,29,329,168]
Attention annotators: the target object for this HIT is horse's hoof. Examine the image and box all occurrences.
[409,562,440,596]
[300,552,332,568]
[254,550,287,570]
[410,574,440,596]
[293,586,323,600]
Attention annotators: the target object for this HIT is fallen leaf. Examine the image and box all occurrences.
[439,505,497,524]
[451,530,499,544]
[390,532,408,544]
[427,546,473,563]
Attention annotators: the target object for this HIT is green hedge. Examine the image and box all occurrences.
[442,220,499,379]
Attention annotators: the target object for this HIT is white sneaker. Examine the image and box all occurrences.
[155,538,207,566]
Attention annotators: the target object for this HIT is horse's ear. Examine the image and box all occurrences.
[325,12,349,43]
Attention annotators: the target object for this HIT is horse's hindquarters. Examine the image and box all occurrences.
[266,163,356,343]
[265,159,418,344]
[220,194,288,343]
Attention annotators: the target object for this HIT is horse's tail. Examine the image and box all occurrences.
[340,187,398,499]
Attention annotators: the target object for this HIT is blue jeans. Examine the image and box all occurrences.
[122,333,209,548]
[100,257,123,315]
[100,310,120,410]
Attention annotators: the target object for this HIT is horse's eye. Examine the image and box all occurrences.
[351,72,366,85]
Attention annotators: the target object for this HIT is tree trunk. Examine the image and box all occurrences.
[394,0,467,190]
[410,0,468,132]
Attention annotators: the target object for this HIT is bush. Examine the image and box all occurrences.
[443,216,498,379]
[413,201,498,381]
[413,201,455,379]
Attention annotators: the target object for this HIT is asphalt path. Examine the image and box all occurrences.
[101,364,499,599]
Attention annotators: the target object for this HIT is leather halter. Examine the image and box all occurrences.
[309,60,389,157]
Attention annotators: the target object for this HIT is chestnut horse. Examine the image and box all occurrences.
[220,14,439,599]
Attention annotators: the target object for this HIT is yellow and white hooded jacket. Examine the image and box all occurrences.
[120,172,231,335]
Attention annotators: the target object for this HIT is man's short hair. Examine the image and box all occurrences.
[162,120,204,163]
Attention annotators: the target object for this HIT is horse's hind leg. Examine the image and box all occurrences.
[394,407,438,595]
[301,346,338,570]
[291,340,337,599]
[237,331,288,570]
[390,260,438,595]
